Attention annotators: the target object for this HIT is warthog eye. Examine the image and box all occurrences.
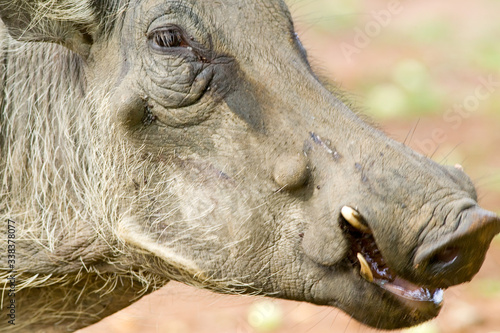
[148,26,188,51]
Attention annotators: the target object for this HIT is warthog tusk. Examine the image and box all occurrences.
[341,206,371,233]
[357,253,374,283]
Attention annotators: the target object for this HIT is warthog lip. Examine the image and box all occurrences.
[340,210,444,311]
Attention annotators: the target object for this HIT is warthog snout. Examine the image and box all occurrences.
[334,203,500,327]
[414,207,500,287]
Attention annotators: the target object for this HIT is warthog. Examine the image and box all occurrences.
[1,0,499,332]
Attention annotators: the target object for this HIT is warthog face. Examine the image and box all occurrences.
[1,0,499,330]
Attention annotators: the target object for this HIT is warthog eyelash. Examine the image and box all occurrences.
[148,26,189,51]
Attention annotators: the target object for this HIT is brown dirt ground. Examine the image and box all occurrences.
[80,1,500,332]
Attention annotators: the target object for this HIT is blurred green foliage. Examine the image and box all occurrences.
[402,322,440,333]
[404,20,452,44]
[286,0,500,118]
[472,42,500,72]
[286,0,361,30]
[364,59,443,118]
[470,278,500,298]
[494,234,500,246]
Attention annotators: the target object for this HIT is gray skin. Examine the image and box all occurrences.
[0,0,499,332]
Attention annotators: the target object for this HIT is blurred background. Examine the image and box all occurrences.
[81,0,500,332]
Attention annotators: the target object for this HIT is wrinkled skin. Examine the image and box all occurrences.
[0,0,499,332]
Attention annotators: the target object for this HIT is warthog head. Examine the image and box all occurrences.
[1,0,499,331]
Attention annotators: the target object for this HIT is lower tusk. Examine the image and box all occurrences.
[357,253,374,283]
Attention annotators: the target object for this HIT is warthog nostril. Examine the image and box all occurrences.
[428,247,460,269]
[414,207,500,287]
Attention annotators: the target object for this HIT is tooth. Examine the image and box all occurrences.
[357,253,374,283]
[341,206,371,233]
[454,164,464,171]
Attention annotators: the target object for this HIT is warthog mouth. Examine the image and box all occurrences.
[340,206,444,314]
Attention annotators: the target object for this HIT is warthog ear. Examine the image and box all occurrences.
[0,0,97,56]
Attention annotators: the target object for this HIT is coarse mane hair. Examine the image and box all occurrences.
[0,3,244,329]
